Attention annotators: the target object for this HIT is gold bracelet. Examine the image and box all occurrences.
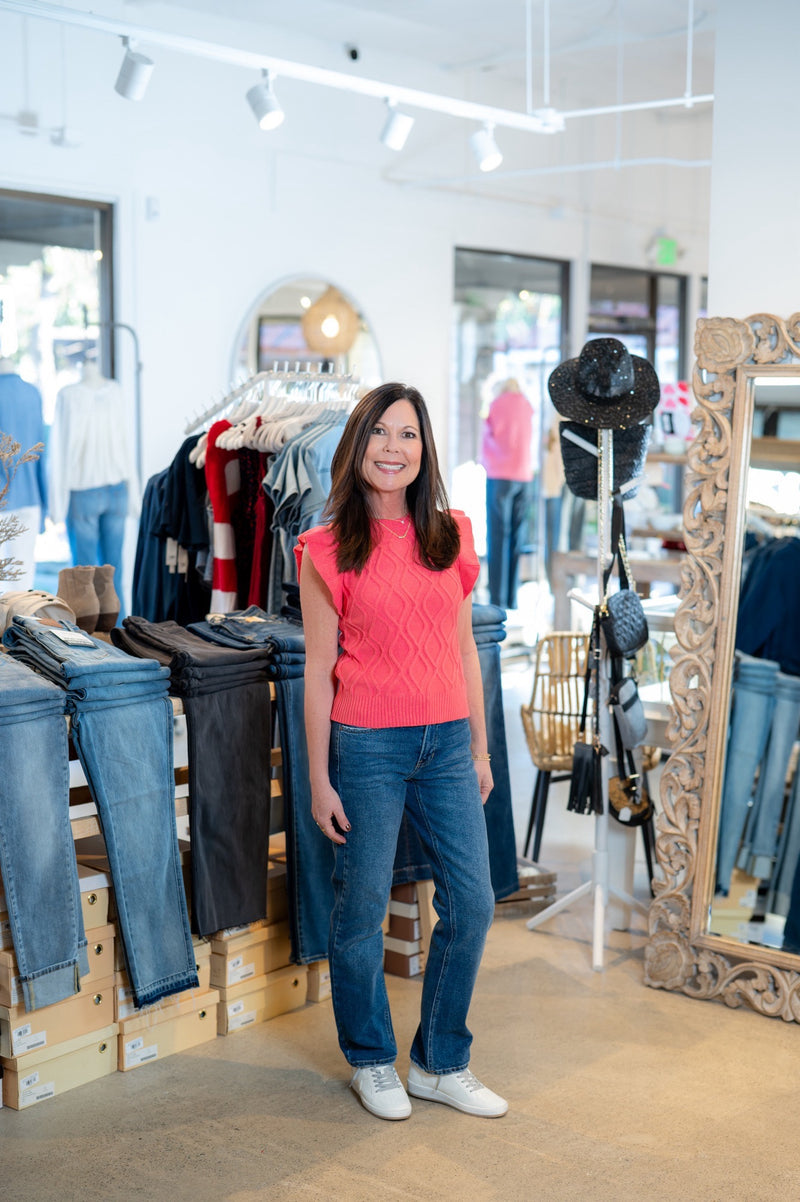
[471,752,492,761]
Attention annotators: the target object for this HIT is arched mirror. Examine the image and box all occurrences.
[232,275,381,384]
[646,313,800,1020]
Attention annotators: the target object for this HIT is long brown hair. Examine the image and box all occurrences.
[324,382,460,573]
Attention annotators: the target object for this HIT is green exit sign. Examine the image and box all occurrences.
[655,236,678,266]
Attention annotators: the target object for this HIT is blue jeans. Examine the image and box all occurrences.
[716,652,781,892]
[485,478,533,609]
[0,657,90,1011]
[328,718,495,1073]
[67,481,128,604]
[3,618,197,1007]
[737,671,800,879]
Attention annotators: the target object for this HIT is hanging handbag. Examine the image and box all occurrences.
[607,684,654,827]
[567,611,607,816]
[598,500,649,658]
[608,675,648,749]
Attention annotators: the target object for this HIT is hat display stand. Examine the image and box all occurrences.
[525,429,648,971]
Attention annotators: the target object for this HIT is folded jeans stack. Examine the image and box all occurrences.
[111,616,273,938]
[2,616,196,1009]
[0,654,90,1011]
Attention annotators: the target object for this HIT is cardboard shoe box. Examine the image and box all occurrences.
[1,1023,118,1110]
[118,988,219,1070]
[217,965,307,1035]
[210,920,293,988]
[0,973,115,1058]
[114,937,211,1021]
[0,862,110,954]
[306,959,331,1004]
[0,921,114,1010]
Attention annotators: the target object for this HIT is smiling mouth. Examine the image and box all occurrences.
[374,461,404,472]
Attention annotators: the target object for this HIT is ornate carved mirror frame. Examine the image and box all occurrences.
[644,312,800,1021]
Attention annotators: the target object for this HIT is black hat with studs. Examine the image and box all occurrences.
[548,337,660,430]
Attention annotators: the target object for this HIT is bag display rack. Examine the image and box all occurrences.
[525,429,649,971]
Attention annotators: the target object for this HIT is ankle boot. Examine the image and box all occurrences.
[94,564,121,632]
[57,566,99,634]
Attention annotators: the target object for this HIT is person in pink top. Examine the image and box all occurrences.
[480,378,535,610]
[295,382,508,1123]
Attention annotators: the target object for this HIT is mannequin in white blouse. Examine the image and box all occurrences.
[48,358,138,602]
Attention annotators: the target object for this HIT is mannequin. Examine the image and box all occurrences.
[480,377,535,611]
[0,358,47,589]
[48,358,138,610]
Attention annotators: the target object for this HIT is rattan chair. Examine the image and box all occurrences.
[520,631,659,890]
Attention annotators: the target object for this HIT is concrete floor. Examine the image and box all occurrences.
[3,625,799,1201]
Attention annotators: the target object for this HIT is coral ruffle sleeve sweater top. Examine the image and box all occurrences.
[295,511,479,728]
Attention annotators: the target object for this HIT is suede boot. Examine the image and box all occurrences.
[57,565,99,633]
[94,564,121,632]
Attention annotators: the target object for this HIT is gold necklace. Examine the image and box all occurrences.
[377,513,411,540]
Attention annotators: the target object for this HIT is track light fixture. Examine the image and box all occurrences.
[379,99,414,151]
[470,122,503,172]
[114,37,155,102]
[246,70,285,131]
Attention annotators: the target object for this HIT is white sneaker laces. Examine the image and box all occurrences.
[454,1069,483,1093]
[370,1066,402,1093]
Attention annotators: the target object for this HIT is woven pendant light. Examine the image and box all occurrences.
[301,286,360,355]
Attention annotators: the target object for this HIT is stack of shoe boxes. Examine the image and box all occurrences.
[211,861,306,1035]
[0,863,117,1110]
[71,835,219,1072]
[115,936,219,1072]
[383,881,437,979]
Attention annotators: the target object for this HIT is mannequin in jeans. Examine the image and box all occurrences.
[480,378,534,611]
[296,382,508,1122]
[48,359,137,614]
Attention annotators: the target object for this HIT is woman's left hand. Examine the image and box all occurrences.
[474,761,493,805]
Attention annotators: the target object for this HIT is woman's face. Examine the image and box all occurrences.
[361,399,423,511]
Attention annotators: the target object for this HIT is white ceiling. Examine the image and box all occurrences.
[118,0,717,212]
[133,0,717,102]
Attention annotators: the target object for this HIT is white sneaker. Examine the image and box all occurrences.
[350,1065,412,1120]
[407,1064,508,1118]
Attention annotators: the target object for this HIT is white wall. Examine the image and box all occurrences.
[707,0,800,317]
[0,3,712,481]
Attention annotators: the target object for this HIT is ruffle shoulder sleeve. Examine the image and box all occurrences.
[294,524,343,613]
[452,510,480,597]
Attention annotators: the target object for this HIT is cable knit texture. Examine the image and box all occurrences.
[295,511,479,728]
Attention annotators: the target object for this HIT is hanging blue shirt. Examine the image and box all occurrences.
[0,372,48,513]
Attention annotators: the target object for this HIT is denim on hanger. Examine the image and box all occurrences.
[0,656,90,1012]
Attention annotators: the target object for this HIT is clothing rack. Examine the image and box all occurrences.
[184,363,360,436]
[526,429,648,970]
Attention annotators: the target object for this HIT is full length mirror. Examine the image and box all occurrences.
[645,313,800,1022]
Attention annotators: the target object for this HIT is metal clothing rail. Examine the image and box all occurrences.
[183,362,358,436]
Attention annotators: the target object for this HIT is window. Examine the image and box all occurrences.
[452,247,568,580]
[589,263,688,384]
[0,189,114,584]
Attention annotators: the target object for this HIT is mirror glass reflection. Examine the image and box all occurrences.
[233,276,381,384]
[709,377,800,953]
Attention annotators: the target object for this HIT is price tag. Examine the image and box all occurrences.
[12,1024,47,1055]
[51,629,98,647]
[228,960,255,985]
[124,1037,158,1067]
[21,1081,55,1107]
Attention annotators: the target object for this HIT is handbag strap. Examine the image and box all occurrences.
[610,696,639,782]
[602,498,637,598]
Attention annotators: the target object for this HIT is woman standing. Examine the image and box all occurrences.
[295,382,507,1122]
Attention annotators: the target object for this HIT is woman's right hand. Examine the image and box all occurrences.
[311,783,351,845]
